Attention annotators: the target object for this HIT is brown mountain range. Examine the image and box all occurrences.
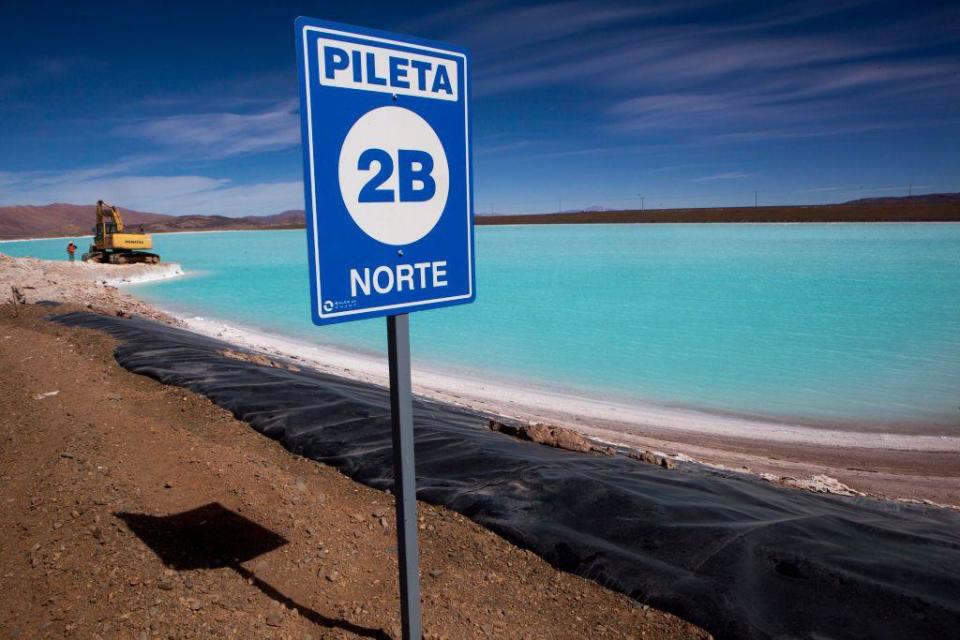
[0,204,305,240]
[475,193,960,225]
[0,204,171,239]
[137,210,305,233]
[2,194,958,240]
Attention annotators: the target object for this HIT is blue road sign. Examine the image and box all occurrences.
[295,18,475,325]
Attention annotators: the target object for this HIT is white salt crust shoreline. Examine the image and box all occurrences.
[2,252,955,454]
[3,254,956,503]
[4,219,960,245]
[99,264,185,286]
[170,312,960,453]
[0,253,183,299]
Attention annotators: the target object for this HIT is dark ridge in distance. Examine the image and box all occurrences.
[476,195,960,225]
[2,193,958,239]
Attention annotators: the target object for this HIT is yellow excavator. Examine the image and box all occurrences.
[82,200,160,264]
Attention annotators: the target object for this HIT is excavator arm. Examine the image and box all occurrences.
[96,200,125,236]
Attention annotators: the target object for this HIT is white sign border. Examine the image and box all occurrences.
[301,25,474,320]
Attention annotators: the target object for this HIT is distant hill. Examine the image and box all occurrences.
[0,203,171,239]
[0,204,304,239]
[843,192,960,206]
[3,193,959,239]
[478,193,960,225]
[139,210,305,233]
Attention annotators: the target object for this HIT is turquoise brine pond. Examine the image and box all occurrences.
[5,223,959,432]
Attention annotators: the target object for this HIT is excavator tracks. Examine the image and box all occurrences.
[82,251,160,265]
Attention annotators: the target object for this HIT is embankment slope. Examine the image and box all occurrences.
[0,303,707,640]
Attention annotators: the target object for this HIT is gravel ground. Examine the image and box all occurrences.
[1,253,181,323]
[0,304,709,640]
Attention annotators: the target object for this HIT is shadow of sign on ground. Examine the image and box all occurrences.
[116,503,390,640]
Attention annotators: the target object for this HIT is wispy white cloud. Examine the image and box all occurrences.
[792,184,938,197]
[403,0,683,56]
[414,0,960,142]
[0,56,102,101]
[522,141,690,160]
[794,186,844,194]
[856,184,936,194]
[114,99,300,159]
[691,172,753,182]
[1,86,304,214]
[607,55,959,141]
[475,139,533,157]
[645,163,708,174]
[0,164,301,217]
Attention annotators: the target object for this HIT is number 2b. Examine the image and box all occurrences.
[358,148,436,203]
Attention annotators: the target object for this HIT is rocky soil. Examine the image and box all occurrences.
[0,304,709,640]
[1,253,181,323]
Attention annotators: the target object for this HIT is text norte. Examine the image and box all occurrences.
[349,261,448,298]
[317,40,458,101]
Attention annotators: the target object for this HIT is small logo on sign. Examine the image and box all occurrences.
[322,300,334,312]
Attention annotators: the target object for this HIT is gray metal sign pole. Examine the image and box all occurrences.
[387,313,423,640]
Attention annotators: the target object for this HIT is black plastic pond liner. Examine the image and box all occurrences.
[51,311,960,640]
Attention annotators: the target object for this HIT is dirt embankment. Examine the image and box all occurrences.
[0,304,708,640]
[1,253,181,323]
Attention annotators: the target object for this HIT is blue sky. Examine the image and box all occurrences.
[1,0,958,215]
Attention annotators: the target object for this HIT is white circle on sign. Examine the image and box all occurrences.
[338,106,449,246]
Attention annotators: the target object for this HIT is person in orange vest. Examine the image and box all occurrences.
[66,242,77,262]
